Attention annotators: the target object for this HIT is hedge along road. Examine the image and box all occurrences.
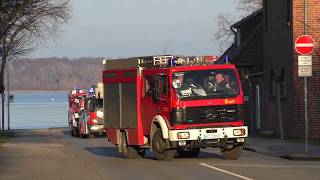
[0,128,319,180]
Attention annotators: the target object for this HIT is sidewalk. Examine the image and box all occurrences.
[244,137,320,161]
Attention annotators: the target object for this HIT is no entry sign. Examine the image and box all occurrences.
[295,35,315,55]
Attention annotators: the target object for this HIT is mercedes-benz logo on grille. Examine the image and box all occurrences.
[205,109,216,120]
[207,113,215,120]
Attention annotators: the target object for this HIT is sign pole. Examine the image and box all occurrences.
[7,62,10,130]
[304,0,308,154]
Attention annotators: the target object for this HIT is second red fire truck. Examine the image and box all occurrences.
[103,55,248,160]
[78,83,104,138]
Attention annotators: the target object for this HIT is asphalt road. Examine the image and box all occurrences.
[0,128,319,180]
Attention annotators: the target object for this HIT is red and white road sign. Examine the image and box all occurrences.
[295,35,315,55]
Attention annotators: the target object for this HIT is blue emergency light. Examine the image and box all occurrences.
[88,86,95,96]
[167,57,177,67]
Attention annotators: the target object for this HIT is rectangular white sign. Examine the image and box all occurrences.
[298,65,312,77]
[298,55,312,66]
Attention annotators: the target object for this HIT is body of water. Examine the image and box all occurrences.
[1,92,68,129]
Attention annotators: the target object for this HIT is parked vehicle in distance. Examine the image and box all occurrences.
[103,55,248,160]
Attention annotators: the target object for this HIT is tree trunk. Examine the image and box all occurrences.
[1,36,7,131]
[1,35,6,94]
[1,93,4,131]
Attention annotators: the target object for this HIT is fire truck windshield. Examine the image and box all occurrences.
[172,69,240,100]
[90,98,103,112]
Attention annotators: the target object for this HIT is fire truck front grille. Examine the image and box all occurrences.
[170,105,243,125]
[97,119,104,125]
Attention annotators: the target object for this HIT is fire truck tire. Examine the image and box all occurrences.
[71,126,79,137]
[177,147,200,158]
[73,128,80,137]
[70,126,75,137]
[120,133,143,159]
[152,129,176,161]
[221,145,243,160]
[80,133,88,138]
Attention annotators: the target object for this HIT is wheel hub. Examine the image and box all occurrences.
[155,139,165,153]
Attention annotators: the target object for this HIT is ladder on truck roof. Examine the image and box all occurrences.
[103,55,174,70]
[103,55,220,70]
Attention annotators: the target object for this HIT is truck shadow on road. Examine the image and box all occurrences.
[85,147,223,160]
[85,147,123,158]
[62,130,106,139]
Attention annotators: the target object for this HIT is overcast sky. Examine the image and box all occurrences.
[34,0,239,58]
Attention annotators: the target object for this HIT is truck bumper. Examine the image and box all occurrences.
[90,124,104,133]
[168,126,248,142]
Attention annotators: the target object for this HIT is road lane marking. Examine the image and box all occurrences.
[206,164,320,169]
[200,163,254,180]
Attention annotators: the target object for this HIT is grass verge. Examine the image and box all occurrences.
[0,131,14,145]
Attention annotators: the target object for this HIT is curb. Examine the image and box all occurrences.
[244,145,320,161]
[281,154,320,161]
[243,145,277,157]
[243,146,257,152]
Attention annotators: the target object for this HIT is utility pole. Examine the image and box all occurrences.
[1,34,5,131]
[0,39,2,131]
[7,62,10,130]
[303,0,309,154]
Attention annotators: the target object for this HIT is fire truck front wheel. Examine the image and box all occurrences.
[152,129,176,161]
[120,133,145,159]
[221,145,243,160]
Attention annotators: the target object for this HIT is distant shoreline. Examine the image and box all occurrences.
[11,91,69,93]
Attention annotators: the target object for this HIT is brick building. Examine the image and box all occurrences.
[223,0,320,138]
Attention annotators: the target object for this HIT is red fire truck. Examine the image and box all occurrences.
[68,89,86,137]
[103,55,248,160]
[78,83,104,138]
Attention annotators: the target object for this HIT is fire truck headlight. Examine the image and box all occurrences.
[92,119,98,124]
[177,132,190,139]
[233,129,246,136]
[172,79,182,89]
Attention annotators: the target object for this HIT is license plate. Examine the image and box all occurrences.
[202,133,220,140]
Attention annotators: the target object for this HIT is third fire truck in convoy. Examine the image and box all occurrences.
[103,55,248,160]
[68,89,86,137]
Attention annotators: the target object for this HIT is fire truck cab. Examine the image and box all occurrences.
[103,55,248,160]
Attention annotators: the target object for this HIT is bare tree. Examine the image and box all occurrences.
[0,0,72,95]
[215,0,262,52]
[215,14,236,52]
[237,0,263,15]
[0,0,71,130]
